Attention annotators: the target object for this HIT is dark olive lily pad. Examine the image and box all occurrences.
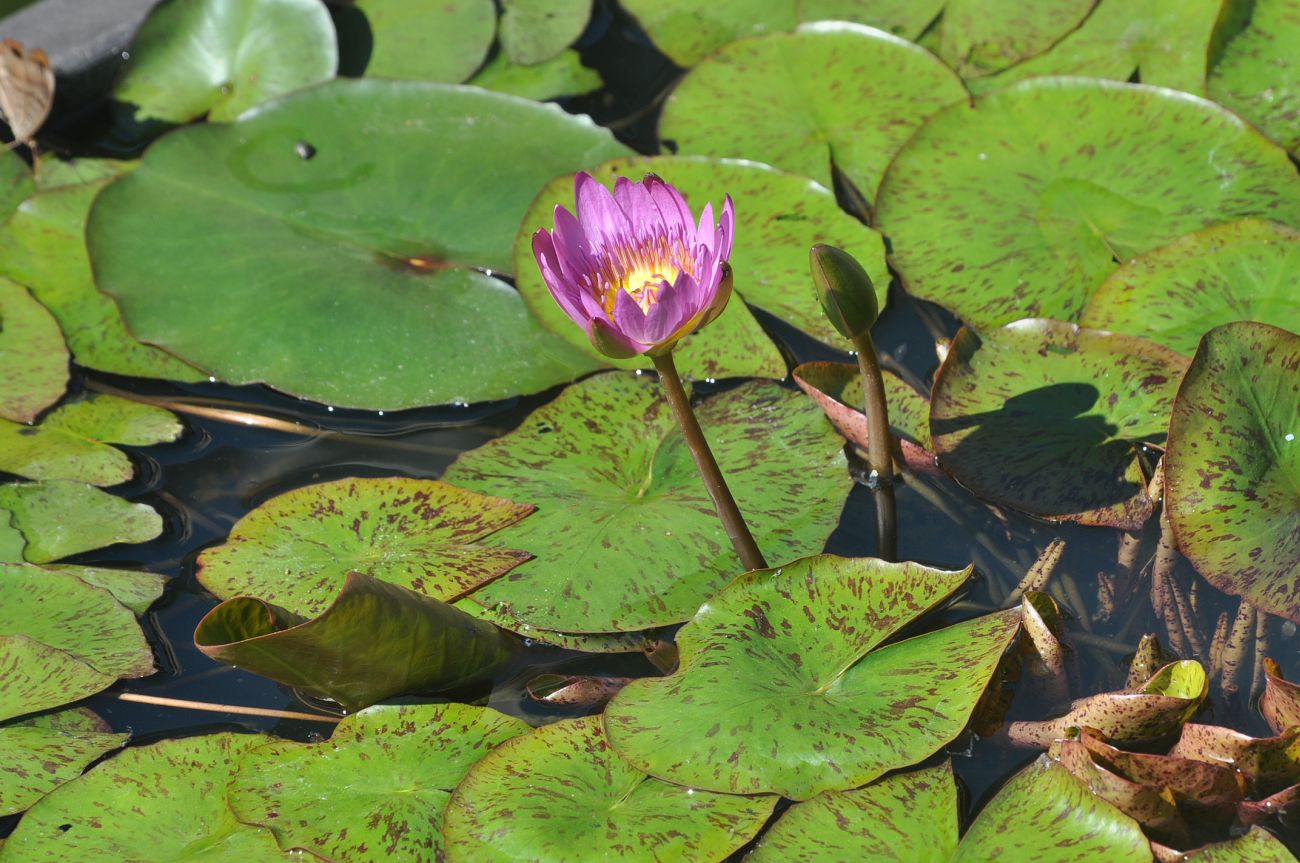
[936,0,1095,78]
[0,278,66,424]
[0,176,201,381]
[604,555,1021,799]
[875,77,1300,330]
[467,49,602,100]
[229,703,529,863]
[514,155,889,361]
[1081,220,1300,356]
[1209,0,1300,155]
[1164,322,1300,623]
[91,79,628,410]
[112,0,337,125]
[500,0,591,65]
[970,0,1226,96]
[0,563,155,722]
[445,373,851,633]
[0,481,162,564]
[0,394,181,486]
[930,320,1187,529]
[658,23,967,204]
[0,707,126,816]
[0,733,286,861]
[197,477,534,617]
[348,0,494,83]
[443,715,777,862]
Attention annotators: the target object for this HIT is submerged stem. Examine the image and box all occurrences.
[651,353,767,572]
[850,330,897,561]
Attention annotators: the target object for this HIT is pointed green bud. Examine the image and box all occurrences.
[809,244,879,340]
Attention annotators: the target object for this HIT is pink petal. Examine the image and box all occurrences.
[645,274,698,342]
[532,229,587,326]
[717,194,735,261]
[694,201,716,254]
[575,172,629,247]
[551,205,598,287]
[645,174,694,239]
[609,285,651,343]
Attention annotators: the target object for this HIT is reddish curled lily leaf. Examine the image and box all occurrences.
[443,715,776,862]
[1171,724,1300,797]
[792,361,937,476]
[1007,661,1206,748]
[1056,735,1189,847]
[1238,784,1300,830]
[1127,633,1175,690]
[195,572,519,712]
[198,477,534,618]
[525,674,633,710]
[1262,659,1300,735]
[229,703,529,863]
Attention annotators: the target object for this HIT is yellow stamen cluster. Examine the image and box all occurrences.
[593,233,696,315]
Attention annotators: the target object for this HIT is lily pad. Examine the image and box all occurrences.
[930,320,1187,529]
[1081,220,1300,356]
[90,79,627,410]
[0,394,182,486]
[197,476,533,617]
[500,0,591,65]
[1164,322,1300,623]
[0,733,287,862]
[443,715,777,862]
[1182,828,1298,862]
[0,278,66,424]
[514,156,889,360]
[0,176,202,381]
[46,564,166,615]
[0,149,32,222]
[467,49,602,101]
[970,0,1226,96]
[346,0,494,82]
[1262,660,1300,735]
[452,598,659,654]
[194,572,519,712]
[0,481,162,564]
[875,77,1300,330]
[0,707,127,817]
[0,515,24,562]
[0,563,155,722]
[1172,725,1300,797]
[112,0,337,125]
[604,555,1021,799]
[229,703,529,863]
[659,23,967,205]
[1210,0,1300,155]
[445,373,852,633]
[936,0,1095,78]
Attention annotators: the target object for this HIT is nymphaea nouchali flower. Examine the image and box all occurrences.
[532,172,734,358]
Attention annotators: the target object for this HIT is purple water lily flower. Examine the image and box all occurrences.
[532,172,735,358]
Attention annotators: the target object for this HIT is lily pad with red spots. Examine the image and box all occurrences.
[936,0,1095,78]
[1209,0,1300,155]
[0,707,127,817]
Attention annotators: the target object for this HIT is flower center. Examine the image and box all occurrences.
[597,235,694,316]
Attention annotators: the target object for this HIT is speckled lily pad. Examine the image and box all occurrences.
[875,77,1300,330]
[659,23,967,205]
[0,707,127,817]
[345,0,494,82]
[0,278,66,424]
[604,555,1021,799]
[230,703,529,863]
[197,477,534,617]
[443,715,776,862]
[930,320,1187,529]
[936,0,1095,78]
[445,373,851,633]
[500,0,591,65]
[1164,322,1300,623]
[1209,0,1300,155]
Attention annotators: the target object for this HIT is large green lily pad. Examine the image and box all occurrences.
[0,707,126,817]
[970,0,1226,96]
[443,715,776,862]
[514,156,889,359]
[0,563,155,722]
[1164,322,1300,623]
[500,0,591,65]
[0,481,162,564]
[1081,220,1300,356]
[194,572,519,712]
[604,555,1021,799]
[197,477,534,617]
[346,0,494,82]
[90,79,629,410]
[875,77,1300,330]
[230,703,529,863]
[930,320,1187,529]
[0,733,287,862]
[936,0,1095,78]
[1210,0,1300,155]
[0,278,66,424]
[112,0,337,125]
[445,373,852,633]
[0,394,182,486]
[658,24,967,205]
[0,176,202,381]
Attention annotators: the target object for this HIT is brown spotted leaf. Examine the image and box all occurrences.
[1210,0,1300,155]
[0,277,66,424]
[1179,827,1298,862]
[197,476,533,617]
[0,707,126,817]
[604,555,1020,799]
[1262,659,1300,735]
[1171,724,1300,797]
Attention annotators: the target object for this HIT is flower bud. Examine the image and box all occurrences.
[809,244,879,340]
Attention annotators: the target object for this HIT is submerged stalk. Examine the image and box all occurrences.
[651,352,767,572]
[850,330,898,561]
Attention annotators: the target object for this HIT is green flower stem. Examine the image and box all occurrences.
[651,352,768,572]
[850,330,898,561]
